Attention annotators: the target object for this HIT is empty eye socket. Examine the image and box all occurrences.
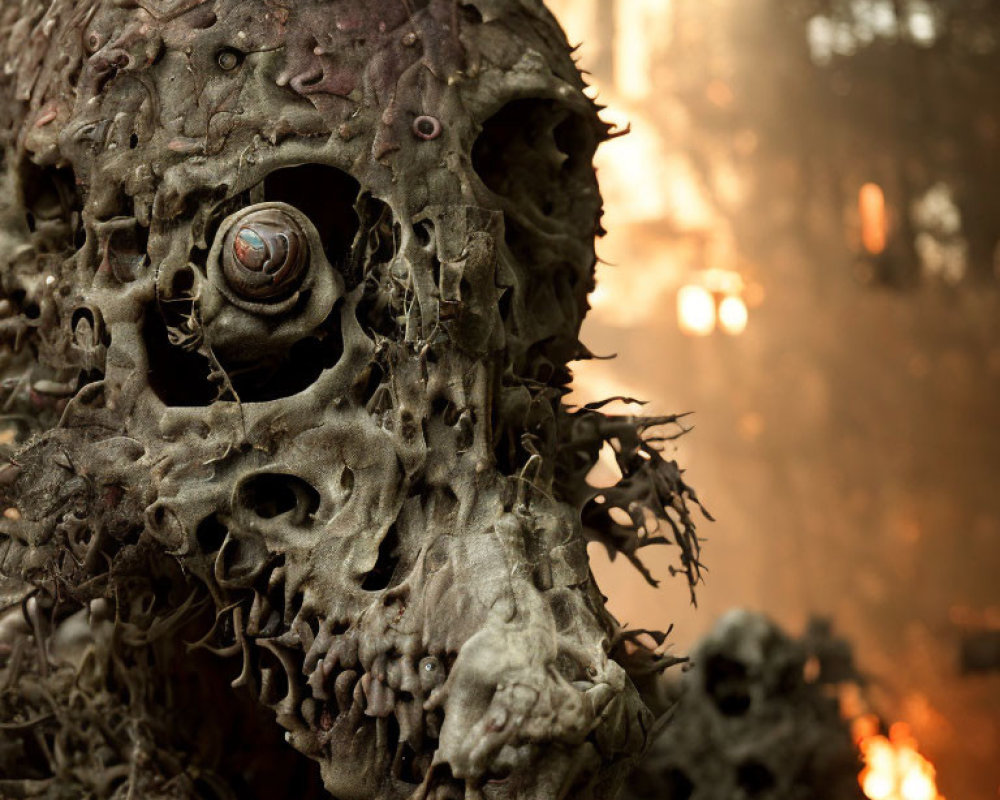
[412,115,442,141]
[216,47,244,71]
[471,97,600,231]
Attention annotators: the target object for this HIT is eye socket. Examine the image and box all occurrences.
[412,115,442,141]
[216,47,244,71]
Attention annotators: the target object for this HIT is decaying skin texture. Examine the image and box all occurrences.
[624,612,864,800]
[0,2,707,798]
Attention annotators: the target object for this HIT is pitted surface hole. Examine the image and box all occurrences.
[106,223,149,282]
[20,162,78,234]
[340,465,355,494]
[663,767,695,800]
[704,654,752,717]
[196,514,228,553]
[396,741,421,785]
[737,760,776,795]
[142,303,216,406]
[237,474,321,523]
[361,524,401,591]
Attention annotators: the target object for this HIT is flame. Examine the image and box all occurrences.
[859,182,888,255]
[853,715,945,800]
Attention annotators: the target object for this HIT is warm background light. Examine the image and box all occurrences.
[677,284,716,336]
[549,2,1000,798]
[860,182,888,255]
[718,295,749,335]
[854,715,945,800]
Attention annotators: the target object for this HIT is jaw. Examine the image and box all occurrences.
[307,731,641,800]
[273,594,652,800]
[225,487,654,800]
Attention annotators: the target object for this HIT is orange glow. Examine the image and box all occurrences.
[699,267,744,296]
[547,5,757,341]
[677,284,716,336]
[613,0,674,101]
[718,295,749,335]
[859,182,888,255]
[706,79,734,108]
[853,715,945,800]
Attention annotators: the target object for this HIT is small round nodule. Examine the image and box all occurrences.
[222,208,308,301]
[413,115,442,141]
[84,31,104,54]
[216,47,243,71]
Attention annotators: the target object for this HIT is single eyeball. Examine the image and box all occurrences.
[216,47,244,71]
[413,115,442,141]
[222,209,308,301]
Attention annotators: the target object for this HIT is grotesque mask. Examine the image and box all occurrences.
[0,2,706,798]
[624,612,864,800]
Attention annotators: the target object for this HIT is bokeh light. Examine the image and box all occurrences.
[677,284,716,336]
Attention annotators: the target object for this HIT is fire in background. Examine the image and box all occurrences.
[550,2,1000,799]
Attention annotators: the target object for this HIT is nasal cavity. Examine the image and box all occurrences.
[361,524,401,591]
[236,473,320,525]
[264,165,360,269]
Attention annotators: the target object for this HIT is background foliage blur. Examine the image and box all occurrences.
[546,1,1000,797]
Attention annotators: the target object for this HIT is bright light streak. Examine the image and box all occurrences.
[677,284,715,336]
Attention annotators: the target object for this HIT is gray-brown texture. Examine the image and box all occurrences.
[0,2,707,798]
[623,612,864,800]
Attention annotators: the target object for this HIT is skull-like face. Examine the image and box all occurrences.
[0,2,704,798]
[624,612,864,800]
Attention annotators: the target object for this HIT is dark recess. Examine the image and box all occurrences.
[704,654,753,717]
[264,164,361,270]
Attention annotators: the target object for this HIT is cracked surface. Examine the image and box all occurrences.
[0,2,707,798]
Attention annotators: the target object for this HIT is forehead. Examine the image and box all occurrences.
[23,0,598,206]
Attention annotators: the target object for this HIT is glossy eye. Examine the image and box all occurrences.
[222,208,308,301]
[413,115,442,141]
[216,47,244,71]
